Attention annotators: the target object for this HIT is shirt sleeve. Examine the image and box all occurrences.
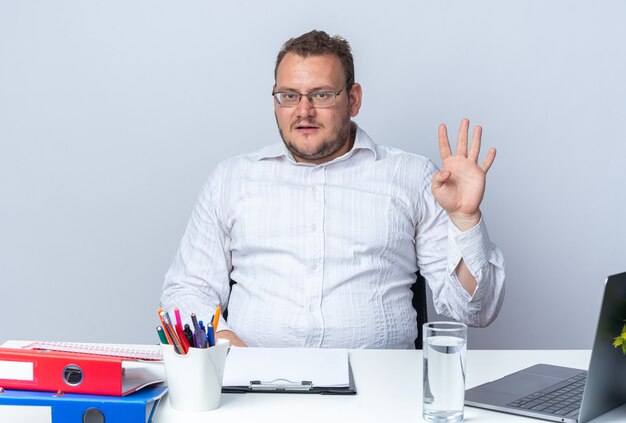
[415,161,505,327]
[160,165,233,333]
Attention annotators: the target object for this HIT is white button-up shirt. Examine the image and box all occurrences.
[161,123,505,348]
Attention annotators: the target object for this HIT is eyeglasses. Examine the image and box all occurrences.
[272,81,352,108]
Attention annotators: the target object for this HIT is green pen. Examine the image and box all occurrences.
[156,325,169,344]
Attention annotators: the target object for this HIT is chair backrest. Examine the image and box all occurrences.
[225,271,428,349]
[412,270,428,349]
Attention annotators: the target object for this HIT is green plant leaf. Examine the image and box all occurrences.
[612,324,626,354]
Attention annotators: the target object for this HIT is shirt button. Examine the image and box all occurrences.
[311,263,318,270]
[308,304,315,312]
[311,224,318,231]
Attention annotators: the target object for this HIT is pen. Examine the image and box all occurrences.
[207,322,215,347]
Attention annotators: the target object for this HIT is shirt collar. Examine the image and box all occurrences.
[251,122,378,164]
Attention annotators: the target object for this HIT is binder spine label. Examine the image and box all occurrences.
[0,360,33,381]
[0,405,52,422]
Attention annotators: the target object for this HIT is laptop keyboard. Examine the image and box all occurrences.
[507,371,587,417]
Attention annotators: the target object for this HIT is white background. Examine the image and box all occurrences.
[1,0,624,348]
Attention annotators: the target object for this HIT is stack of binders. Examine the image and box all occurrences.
[0,346,167,423]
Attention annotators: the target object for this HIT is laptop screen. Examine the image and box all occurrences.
[579,272,626,422]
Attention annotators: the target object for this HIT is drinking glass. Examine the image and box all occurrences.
[422,321,467,423]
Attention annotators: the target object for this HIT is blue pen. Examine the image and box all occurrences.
[207,322,215,347]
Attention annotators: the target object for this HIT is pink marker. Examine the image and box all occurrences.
[174,307,183,330]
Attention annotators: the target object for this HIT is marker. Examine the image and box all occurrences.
[190,313,206,348]
[183,324,194,347]
[198,322,207,348]
[174,307,183,330]
[193,331,205,349]
[191,313,200,333]
[156,326,168,344]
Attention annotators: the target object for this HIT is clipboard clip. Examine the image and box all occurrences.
[249,379,313,391]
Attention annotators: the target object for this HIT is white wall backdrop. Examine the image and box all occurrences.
[1,0,624,349]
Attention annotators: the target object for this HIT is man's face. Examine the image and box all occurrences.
[273,53,362,164]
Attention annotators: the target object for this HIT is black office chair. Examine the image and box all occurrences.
[224,271,428,349]
[412,270,428,350]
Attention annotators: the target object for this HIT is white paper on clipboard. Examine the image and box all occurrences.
[223,347,350,388]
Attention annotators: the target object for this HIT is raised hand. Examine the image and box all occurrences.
[432,118,496,231]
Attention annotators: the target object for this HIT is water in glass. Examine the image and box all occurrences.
[422,335,466,422]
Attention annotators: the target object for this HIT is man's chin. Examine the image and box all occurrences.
[281,131,347,162]
[285,142,331,162]
[289,148,324,162]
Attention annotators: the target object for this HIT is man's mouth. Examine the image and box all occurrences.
[293,122,321,134]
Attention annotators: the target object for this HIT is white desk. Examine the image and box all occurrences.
[155,349,626,423]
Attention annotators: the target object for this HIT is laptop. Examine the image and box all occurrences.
[465,271,626,423]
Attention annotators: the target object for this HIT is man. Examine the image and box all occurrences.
[161,30,505,349]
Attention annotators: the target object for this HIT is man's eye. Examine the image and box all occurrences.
[282,93,299,100]
[312,92,331,99]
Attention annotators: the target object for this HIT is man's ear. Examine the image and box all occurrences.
[349,83,362,117]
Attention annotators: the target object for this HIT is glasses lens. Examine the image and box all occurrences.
[310,92,336,107]
[276,92,300,106]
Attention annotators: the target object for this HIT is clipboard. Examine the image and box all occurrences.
[221,347,357,395]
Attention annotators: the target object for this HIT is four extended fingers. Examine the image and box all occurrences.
[440,119,494,173]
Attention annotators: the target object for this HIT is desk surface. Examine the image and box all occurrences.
[155,349,626,423]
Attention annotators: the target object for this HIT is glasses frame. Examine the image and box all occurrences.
[272,80,353,108]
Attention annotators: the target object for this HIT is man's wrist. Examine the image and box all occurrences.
[216,329,247,347]
[448,211,482,232]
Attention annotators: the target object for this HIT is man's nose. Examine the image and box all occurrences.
[295,95,316,117]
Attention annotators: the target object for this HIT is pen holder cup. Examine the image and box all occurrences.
[161,339,230,412]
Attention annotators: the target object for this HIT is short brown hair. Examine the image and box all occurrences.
[274,30,354,86]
